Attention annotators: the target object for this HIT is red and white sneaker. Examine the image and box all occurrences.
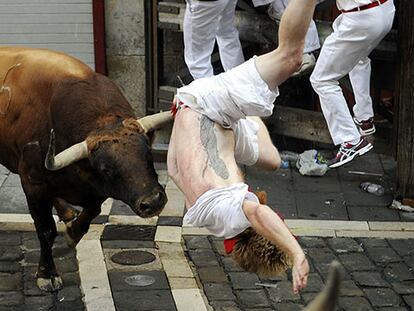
[353,117,376,136]
[329,138,373,168]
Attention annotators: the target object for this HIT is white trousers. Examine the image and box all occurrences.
[310,0,395,145]
[177,57,279,166]
[252,0,320,53]
[184,0,245,79]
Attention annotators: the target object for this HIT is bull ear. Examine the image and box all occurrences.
[136,111,173,133]
[45,129,89,171]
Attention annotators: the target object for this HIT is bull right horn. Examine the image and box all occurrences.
[136,111,173,133]
[45,129,89,171]
[303,261,341,311]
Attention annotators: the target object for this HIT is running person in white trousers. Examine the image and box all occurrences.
[310,0,395,168]
[169,0,318,294]
[184,0,244,79]
[252,0,320,76]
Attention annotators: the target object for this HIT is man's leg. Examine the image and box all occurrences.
[269,0,320,54]
[183,0,226,79]
[268,0,320,76]
[310,33,362,146]
[310,9,394,146]
[349,57,374,127]
[254,0,317,90]
[216,0,245,71]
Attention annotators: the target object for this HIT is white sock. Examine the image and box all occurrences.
[347,138,361,145]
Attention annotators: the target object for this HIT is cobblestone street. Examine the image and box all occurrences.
[184,236,414,311]
[0,154,413,311]
[0,231,83,311]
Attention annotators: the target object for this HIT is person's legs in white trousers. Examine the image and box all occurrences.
[216,0,245,71]
[349,57,374,123]
[310,1,395,146]
[184,0,243,79]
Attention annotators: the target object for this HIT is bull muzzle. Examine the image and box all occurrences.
[134,190,167,218]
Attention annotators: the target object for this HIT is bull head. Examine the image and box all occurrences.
[44,111,172,218]
[45,111,172,170]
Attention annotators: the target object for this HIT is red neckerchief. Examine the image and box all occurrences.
[223,209,298,255]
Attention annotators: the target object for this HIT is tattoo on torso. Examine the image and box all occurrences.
[200,115,229,179]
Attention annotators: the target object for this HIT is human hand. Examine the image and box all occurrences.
[292,253,309,294]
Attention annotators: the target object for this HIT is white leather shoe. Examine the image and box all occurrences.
[291,53,316,77]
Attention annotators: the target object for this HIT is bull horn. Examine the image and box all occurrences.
[45,129,89,171]
[303,261,341,311]
[137,111,173,133]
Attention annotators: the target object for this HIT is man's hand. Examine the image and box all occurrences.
[292,253,309,294]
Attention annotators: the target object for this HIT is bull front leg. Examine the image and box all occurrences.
[61,203,101,248]
[28,199,63,292]
[19,142,63,292]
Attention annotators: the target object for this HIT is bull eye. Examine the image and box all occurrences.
[99,163,113,177]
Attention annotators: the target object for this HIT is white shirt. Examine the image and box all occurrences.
[184,183,258,239]
[336,0,375,11]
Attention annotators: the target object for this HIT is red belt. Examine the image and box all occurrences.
[340,0,388,13]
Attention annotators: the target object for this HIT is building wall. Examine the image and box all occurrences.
[104,0,146,117]
[0,0,95,69]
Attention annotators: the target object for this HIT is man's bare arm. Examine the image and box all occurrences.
[243,201,309,294]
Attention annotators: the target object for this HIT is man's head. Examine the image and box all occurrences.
[231,227,292,276]
[224,191,293,276]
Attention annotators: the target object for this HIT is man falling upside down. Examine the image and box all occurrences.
[168,0,317,294]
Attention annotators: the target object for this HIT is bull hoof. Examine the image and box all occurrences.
[36,275,63,292]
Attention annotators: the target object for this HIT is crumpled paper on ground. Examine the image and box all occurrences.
[296,149,329,177]
[389,200,414,212]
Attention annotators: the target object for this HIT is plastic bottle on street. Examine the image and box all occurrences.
[281,160,290,169]
[360,182,385,196]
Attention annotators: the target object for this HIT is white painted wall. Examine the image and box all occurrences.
[0,0,95,69]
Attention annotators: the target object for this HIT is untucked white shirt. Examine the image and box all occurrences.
[183,183,258,239]
[336,0,375,11]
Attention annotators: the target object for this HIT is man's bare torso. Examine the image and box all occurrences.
[167,108,244,207]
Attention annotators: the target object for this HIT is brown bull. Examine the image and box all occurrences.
[0,47,172,291]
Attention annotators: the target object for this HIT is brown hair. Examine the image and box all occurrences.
[231,190,292,276]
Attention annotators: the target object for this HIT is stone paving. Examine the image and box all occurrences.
[245,152,411,222]
[0,152,408,221]
[184,235,414,311]
[0,231,84,311]
[0,152,413,311]
[101,225,177,311]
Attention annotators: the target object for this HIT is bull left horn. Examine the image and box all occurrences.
[45,129,89,171]
[137,111,173,133]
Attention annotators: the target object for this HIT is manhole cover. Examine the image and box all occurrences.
[111,250,156,265]
[124,274,156,287]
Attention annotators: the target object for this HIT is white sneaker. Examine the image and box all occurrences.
[328,137,373,168]
[291,53,316,77]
